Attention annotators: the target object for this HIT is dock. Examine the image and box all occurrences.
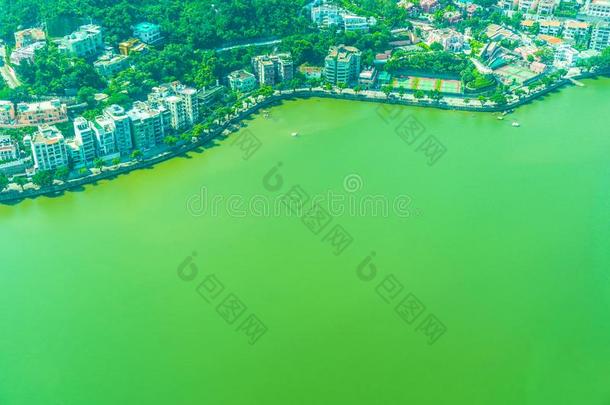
[568,78,585,87]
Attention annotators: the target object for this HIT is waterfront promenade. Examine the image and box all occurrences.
[0,72,604,204]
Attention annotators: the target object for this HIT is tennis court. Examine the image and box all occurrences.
[440,79,462,93]
[392,77,413,89]
[494,64,537,84]
[417,78,438,91]
[390,75,464,94]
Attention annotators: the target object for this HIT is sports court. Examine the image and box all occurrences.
[391,75,463,94]
[494,64,537,85]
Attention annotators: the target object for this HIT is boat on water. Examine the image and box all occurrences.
[512,121,520,127]
[497,116,504,120]
[291,132,299,137]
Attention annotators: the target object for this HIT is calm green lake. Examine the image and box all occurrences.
[1,79,609,405]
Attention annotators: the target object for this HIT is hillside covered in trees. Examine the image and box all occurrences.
[0,0,311,47]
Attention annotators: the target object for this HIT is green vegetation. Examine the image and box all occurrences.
[32,170,54,187]
[0,0,310,46]
[0,173,8,190]
[578,47,610,72]
[461,66,496,90]
[386,50,469,76]
[55,166,70,181]
[16,45,104,95]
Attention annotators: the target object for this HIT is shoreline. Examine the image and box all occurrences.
[1,72,607,204]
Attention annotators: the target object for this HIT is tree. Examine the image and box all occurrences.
[191,51,219,89]
[32,170,54,187]
[381,85,393,98]
[112,158,121,166]
[13,176,28,188]
[429,90,443,103]
[55,166,70,181]
[414,90,425,99]
[77,86,98,108]
[131,150,143,161]
[164,136,178,146]
[0,173,8,191]
[93,158,105,171]
[478,95,487,106]
[490,92,507,106]
[430,42,444,51]
[337,82,347,93]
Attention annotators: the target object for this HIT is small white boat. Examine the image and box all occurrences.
[497,116,504,120]
[512,121,520,127]
[291,132,299,137]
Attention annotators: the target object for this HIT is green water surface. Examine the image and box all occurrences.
[1,79,609,405]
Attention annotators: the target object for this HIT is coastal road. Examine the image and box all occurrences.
[0,45,22,88]
[215,39,282,53]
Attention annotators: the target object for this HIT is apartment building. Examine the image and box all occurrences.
[119,38,147,56]
[0,135,19,161]
[311,1,376,31]
[517,0,537,13]
[15,100,68,126]
[343,15,377,31]
[56,24,104,58]
[127,102,170,151]
[94,51,129,77]
[564,21,590,42]
[228,70,257,92]
[14,28,46,49]
[586,0,610,18]
[536,0,556,15]
[27,125,69,171]
[591,22,610,51]
[251,53,294,86]
[311,2,344,27]
[0,101,15,125]
[324,45,362,85]
[420,0,441,13]
[72,117,98,166]
[10,42,46,66]
[148,82,200,130]
[554,44,580,67]
[539,20,562,36]
[133,22,163,45]
[103,105,133,155]
[92,116,120,159]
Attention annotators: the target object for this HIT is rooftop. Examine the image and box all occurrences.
[229,70,255,80]
[33,125,64,145]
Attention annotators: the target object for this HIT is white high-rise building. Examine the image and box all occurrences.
[586,0,610,18]
[55,24,104,58]
[103,105,133,155]
[93,116,120,159]
[591,22,610,51]
[27,125,69,171]
[147,83,199,131]
[73,117,98,166]
[127,102,170,151]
